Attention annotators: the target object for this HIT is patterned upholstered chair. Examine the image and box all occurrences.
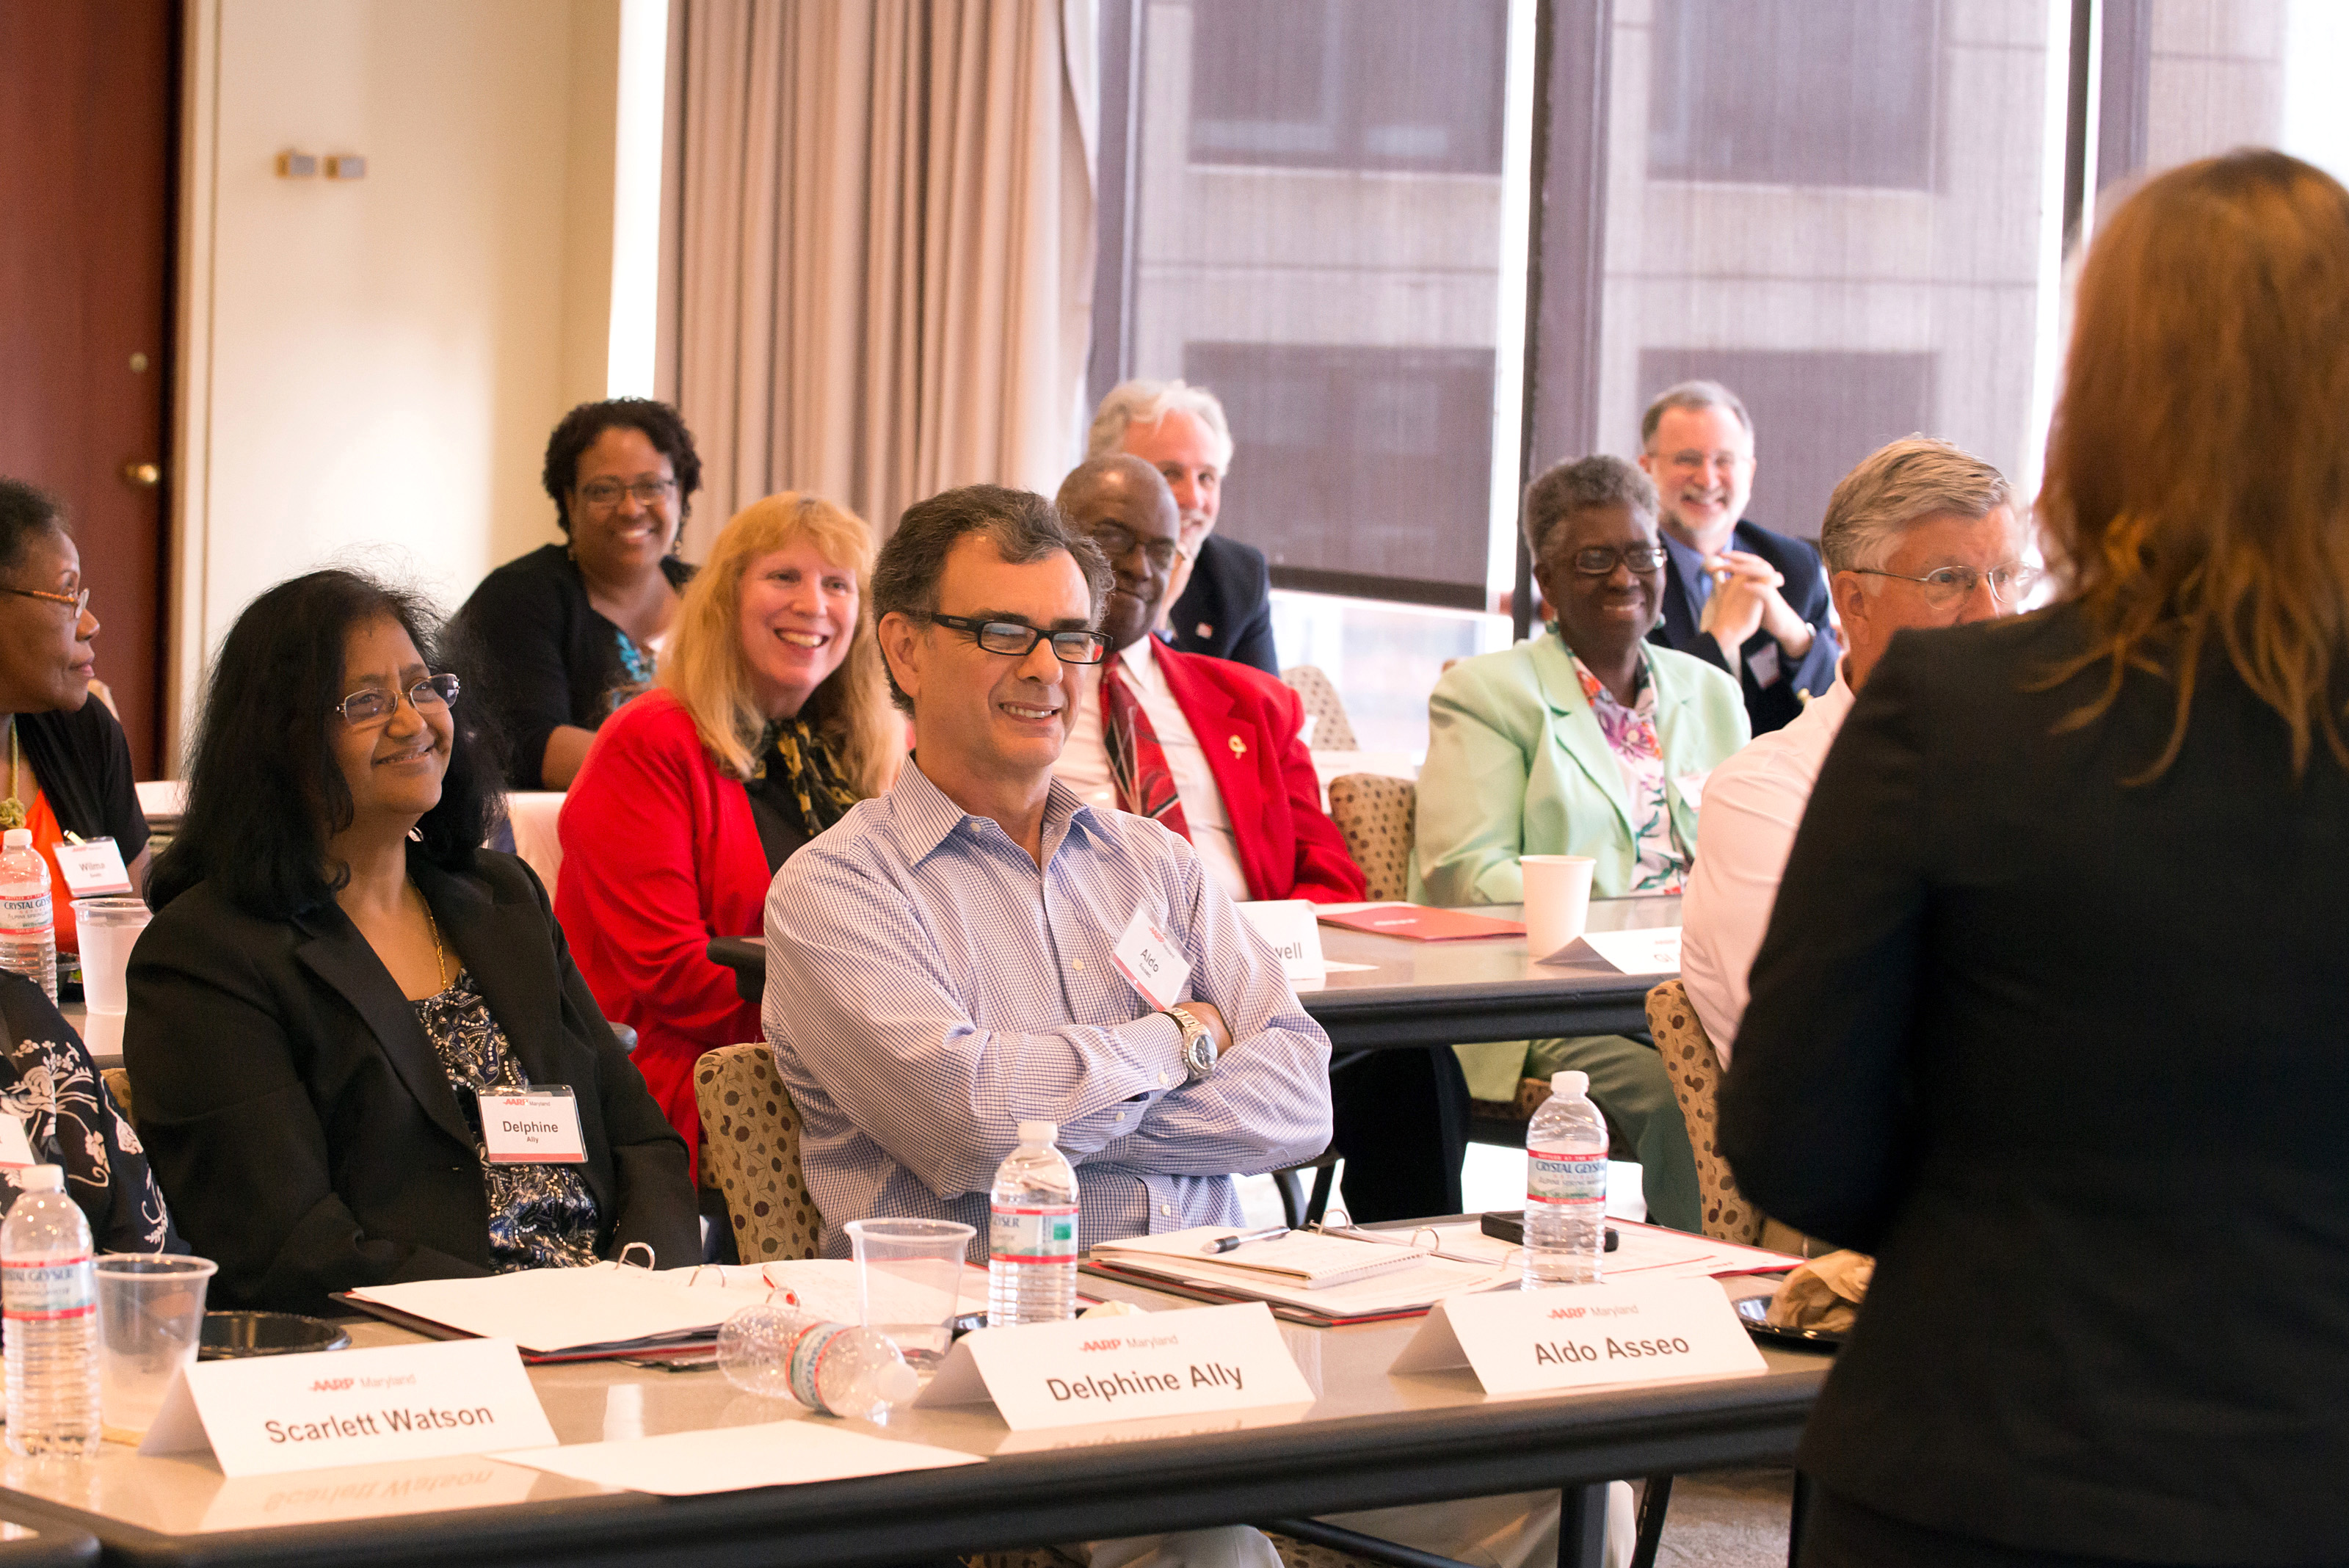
[1279,664,1359,752]
[1642,978,1764,1246]
[1324,774,1412,899]
[693,1043,825,1263]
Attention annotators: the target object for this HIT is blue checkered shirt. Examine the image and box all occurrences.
[765,763,1334,1258]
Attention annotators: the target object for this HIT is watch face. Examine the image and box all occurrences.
[1184,1029,1215,1075]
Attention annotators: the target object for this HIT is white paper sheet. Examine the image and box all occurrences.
[495,1420,982,1495]
[344,1266,733,1355]
[1560,926,1682,975]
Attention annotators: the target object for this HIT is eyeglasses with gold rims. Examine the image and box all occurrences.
[1849,563,2043,608]
[333,673,462,727]
[0,586,90,618]
[576,478,677,511]
[918,613,1111,665]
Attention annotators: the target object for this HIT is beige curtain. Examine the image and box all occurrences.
[675,0,1095,552]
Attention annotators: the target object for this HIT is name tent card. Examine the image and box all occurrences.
[1557,926,1682,976]
[1390,1280,1765,1395]
[140,1337,556,1476]
[915,1302,1313,1430]
[1236,900,1326,981]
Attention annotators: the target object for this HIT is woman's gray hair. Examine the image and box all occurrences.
[1086,379,1235,470]
[1522,456,1659,562]
[1820,437,2012,573]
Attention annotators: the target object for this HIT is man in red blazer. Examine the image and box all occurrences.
[1053,457,1469,1219]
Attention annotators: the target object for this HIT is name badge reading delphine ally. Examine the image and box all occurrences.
[476,1086,587,1164]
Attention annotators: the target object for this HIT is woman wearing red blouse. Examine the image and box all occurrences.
[556,494,898,1172]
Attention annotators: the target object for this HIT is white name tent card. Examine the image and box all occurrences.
[1551,926,1682,976]
[496,1420,982,1496]
[139,1337,556,1477]
[1235,901,1375,982]
[1391,1280,1765,1395]
[915,1301,1313,1430]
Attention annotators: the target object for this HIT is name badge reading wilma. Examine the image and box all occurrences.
[477,1087,587,1164]
[54,837,132,898]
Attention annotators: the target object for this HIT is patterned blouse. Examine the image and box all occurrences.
[0,972,178,1253]
[1569,650,1689,893]
[413,970,602,1271]
[609,627,657,716]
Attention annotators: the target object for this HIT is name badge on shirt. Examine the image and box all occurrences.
[0,1114,35,1170]
[54,837,133,898]
[1111,907,1191,1012]
[476,1087,587,1164]
[1747,642,1782,689]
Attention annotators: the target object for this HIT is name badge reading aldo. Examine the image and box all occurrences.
[476,1087,587,1164]
[1111,907,1191,1012]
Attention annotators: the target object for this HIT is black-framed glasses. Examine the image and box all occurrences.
[1086,524,1180,572]
[1851,562,2043,608]
[921,613,1111,665]
[576,477,676,510]
[1567,544,1669,576]
[334,672,461,727]
[0,586,89,618]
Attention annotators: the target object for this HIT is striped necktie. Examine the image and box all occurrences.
[1100,653,1191,841]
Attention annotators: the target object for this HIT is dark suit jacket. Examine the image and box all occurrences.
[1167,532,1277,674]
[1153,644,1366,904]
[125,849,696,1314]
[1721,605,2349,1563]
[1648,518,1840,736]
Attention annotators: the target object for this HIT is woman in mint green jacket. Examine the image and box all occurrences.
[1412,455,1747,1230]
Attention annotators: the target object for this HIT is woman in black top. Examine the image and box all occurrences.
[0,479,150,969]
[1724,150,2349,1566]
[127,570,694,1313]
[450,399,702,790]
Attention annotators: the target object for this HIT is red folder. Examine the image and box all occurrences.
[1316,904,1526,941]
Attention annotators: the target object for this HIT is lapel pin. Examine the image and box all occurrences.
[1195,623,1214,638]
[1228,735,1247,758]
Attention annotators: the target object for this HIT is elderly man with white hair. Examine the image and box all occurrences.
[1088,379,1276,673]
[1680,436,2035,1058]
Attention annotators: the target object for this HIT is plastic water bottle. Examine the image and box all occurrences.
[989,1120,1080,1325]
[716,1302,919,1421]
[0,830,55,1003]
[1524,1070,1608,1288]
[2,1166,98,1457]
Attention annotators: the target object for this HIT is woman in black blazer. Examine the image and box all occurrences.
[1723,150,2349,1566]
[126,570,696,1315]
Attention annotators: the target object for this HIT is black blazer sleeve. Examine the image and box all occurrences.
[1169,534,1277,675]
[518,857,699,1268]
[125,893,493,1310]
[1718,638,1931,1252]
[451,549,584,791]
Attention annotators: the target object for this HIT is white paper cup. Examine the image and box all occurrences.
[73,897,150,1016]
[1522,854,1597,961]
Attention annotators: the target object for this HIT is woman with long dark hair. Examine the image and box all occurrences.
[1725,150,2349,1565]
[128,570,694,1313]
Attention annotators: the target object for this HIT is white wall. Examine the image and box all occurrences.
[172,0,632,761]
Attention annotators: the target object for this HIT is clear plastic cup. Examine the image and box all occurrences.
[72,898,151,1016]
[94,1254,215,1434]
[843,1218,973,1369]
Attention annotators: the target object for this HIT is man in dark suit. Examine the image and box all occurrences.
[1054,456,1466,1221]
[1637,380,1839,735]
[1088,379,1278,673]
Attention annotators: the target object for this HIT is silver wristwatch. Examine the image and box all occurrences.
[1163,1004,1218,1081]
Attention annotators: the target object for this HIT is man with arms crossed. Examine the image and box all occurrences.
[1054,455,1468,1221]
[1090,380,1277,674]
[765,484,1331,1255]
[1639,380,1841,736]
[1681,436,2030,1056]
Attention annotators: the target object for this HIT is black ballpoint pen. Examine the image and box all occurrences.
[1205,1225,1290,1254]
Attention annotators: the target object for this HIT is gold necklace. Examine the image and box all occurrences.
[0,718,26,831]
[418,884,449,991]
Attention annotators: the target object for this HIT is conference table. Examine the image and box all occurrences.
[709,895,1682,1050]
[0,1272,1825,1568]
